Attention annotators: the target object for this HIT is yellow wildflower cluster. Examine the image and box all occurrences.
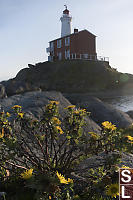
[102,121,116,131]
[18,112,24,118]
[56,171,73,184]
[126,135,133,142]
[12,105,22,109]
[55,126,63,134]
[106,183,119,198]
[20,169,33,179]
[46,101,59,111]
[51,117,61,125]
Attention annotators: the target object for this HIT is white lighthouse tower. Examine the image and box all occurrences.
[60,5,72,37]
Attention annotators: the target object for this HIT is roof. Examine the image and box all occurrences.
[49,29,96,43]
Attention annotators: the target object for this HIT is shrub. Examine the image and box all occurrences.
[0,102,132,199]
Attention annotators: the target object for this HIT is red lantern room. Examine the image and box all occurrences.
[63,5,69,15]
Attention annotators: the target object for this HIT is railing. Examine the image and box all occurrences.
[97,56,109,62]
[68,54,109,62]
[46,47,54,53]
[47,54,109,63]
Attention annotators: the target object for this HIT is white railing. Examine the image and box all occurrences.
[68,54,109,62]
[97,56,109,62]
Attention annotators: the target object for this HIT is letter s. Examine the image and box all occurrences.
[121,170,131,183]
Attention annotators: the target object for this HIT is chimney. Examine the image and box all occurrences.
[74,28,78,33]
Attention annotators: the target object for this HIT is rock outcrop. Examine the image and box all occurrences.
[65,94,133,128]
[126,110,133,119]
[0,91,101,134]
[75,152,133,177]
[2,60,133,96]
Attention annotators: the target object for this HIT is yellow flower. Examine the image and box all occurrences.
[121,165,129,168]
[12,105,22,109]
[126,135,133,141]
[46,104,53,110]
[74,110,80,114]
[67,178,73,184]
[55,126,63,134]
[6,112,10,117]
[106,183,119,198]
[56,171,73,184]
[20,169,33,179]
[0,128,4,138]
[64,105,76,109]
[18,112,24,118]
[49,196,52,200]
[102,121,116,131]
[51,117,61,125]
[49,101,59,105]
[80,109,86,113]
[3,121,8,125]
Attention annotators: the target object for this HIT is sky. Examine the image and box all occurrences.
[0,0,133,81]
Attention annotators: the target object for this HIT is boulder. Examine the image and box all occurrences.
[126,110,133,119]
[64,94,133,128]
[74,152,133,177]
[0,91,101,134]
[1,79,40,96]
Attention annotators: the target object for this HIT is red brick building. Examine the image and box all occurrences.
[47,29,96,61]
[46,6,108,62]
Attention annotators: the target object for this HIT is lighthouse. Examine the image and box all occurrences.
[60,5,72,37]
[46,6,100,62]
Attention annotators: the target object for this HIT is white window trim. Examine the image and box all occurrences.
[65,37,70,46]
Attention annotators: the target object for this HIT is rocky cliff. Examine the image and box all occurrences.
[1,60,133,96]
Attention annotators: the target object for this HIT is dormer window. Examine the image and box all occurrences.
[65,37,70,46]
[57,39,62,48]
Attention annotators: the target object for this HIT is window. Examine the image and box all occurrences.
[50,42,54,50]
[57,40,62,48]
[65,37,70,46]
[83,54,88,59]
[65,49,70,59]
[72,53,76,59]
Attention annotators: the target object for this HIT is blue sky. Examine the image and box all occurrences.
[0,0,133,81]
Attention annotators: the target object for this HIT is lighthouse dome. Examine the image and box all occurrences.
[63,9,69,15]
